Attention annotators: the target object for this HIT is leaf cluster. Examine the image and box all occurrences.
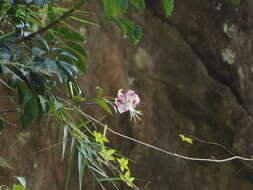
[102,0,174,44]
[0,0,88,127]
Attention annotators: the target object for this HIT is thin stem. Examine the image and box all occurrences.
[0,115,16,127]
[190,135,235,156]
[0,108,19,114]
[50,97,253,164]
[0,96,15,98]
[72,105,253,163]
[34,137,73,154]
[107,128,253,163]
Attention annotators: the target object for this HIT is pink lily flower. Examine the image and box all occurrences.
[115,89,142,121]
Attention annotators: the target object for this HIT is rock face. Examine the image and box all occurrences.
[2,0,253,189]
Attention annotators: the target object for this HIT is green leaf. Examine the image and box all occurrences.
[63,48,87,73]
[56,47,86,73]
[162,0,174,17]
[96,87,104,97]
[103,0,128,18]
[73,95,85,102]
[64,138,76,190]
[75,57,86,73]
[93,131,109,145]
[19,90,43,126]
[58,61,78,79]
[57,55,76,71]
[92,98,112,115]
[33,59,58,75]
[65,41,87,56]
[230,0,240,5]
[21,103,33,127]
[47,5,57,22]
[0,119,4,131]
[119,0,128,13]
[179,134,194,144]
[38,95,47,112]
[103,0,112,18]
[59,51,78,62]
[18,13,43,27]
[101,147,115,161]
[113,18,142,44]
[34,0,46,6]
[3,42,23,57]
[48,5,69,13]
[98,177,121,182]
[62,125,68,160]
[120,170,135,187]
[31,47,46,56]
[25,0,33,4]
[35,35,50,52]
[78,151,86,190]
[16,176,26,188]
[130,0,145,11]
[21,91,33,128]
[56,27,85,42]
[53,100,63,110]
[117,158,129,172]
[69,16,97,26]
[44,32,55,43]
[0,48,11,60]
[12,185,25,190]
[124,170,135,187]
[33,58,72,84]
[30,96,40,119]
[131,24,142,45]
[57,67,68,84]
[0,32,19,42]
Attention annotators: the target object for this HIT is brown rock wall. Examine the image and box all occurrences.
[2,0,253,189]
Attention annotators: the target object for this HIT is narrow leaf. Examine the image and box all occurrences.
[130,0,145,11]
[78,151,85,190]
[230,0,240,5]
[69,16,97,26]
[0,119,4,131]
[93,99,112,115]
[162,0,174,17]
[16,176,26,188]
[65,41,87,56]
[64,138,76,190]
[12,185,25,190]
[62,125,68,160]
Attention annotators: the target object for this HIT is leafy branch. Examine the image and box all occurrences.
[16,0,87,43]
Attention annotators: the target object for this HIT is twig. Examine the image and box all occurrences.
[16,0,86,43]
[33,137,73,154]
[189,135,235,156]
[71,106,253,163]
[0,108,19,114]
[107,128,253,163]
[40,101,253,164]
[0,96,15,98]
[0,115,16,127]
